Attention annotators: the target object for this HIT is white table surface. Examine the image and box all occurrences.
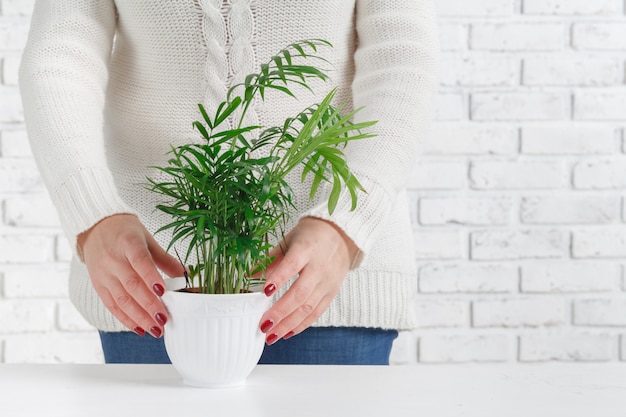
[1,363,625,417]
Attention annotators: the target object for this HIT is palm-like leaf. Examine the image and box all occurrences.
[148,40,375,294]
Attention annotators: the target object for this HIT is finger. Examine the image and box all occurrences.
[112,241,170,327]
[117,267,168,329]
[263,285,336,345]
[124,237,168,298]
[262,270,314,320]
[259,264,324,336]
[260,262,343,340]
[249,245,284,279]
[92,272,164,338]
[267,239,289,259]
[281,293,335,340]
[95,286,144,335]
[262,239,309,297]
[256,246,285,279]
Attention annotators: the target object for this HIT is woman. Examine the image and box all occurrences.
[19,0,439,365]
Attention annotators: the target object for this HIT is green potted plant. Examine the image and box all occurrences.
[148,40,375,388]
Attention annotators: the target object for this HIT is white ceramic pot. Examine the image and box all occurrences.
[161,282,271,388]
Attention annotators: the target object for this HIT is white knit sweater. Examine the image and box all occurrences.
[19,0,439,331]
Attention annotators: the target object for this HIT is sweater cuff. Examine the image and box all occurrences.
[300,175,391,258]
[51,167,137,251]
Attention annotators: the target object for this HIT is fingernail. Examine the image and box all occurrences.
[153,283,165,297]
[133,327,145,337]
[283,331,295,340]
[266,333,278,345]
[264,283,276,297]
[155,312,167,326]
[150,326,162,338]
[260,319,273,333]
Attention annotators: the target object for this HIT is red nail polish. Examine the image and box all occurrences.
[150,326,162,338]
[133,327,145,337]
[155,313,167,326]
[266,333,278,345]
[260,319,273,333]
[283,331,295,340]
[264,283,276,297]
[153,283,165,297]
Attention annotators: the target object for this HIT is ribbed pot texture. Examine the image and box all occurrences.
[162,288,271,388]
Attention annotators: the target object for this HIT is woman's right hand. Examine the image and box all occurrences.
[77,214,183,338]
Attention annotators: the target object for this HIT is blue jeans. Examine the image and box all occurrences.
[99,327,397,365]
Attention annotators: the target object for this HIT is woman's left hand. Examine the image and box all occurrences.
[258,217,360,345]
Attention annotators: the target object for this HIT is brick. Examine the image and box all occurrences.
[573,229,626,258]
[3,333,103,363]
[473,298,567,327]
[389,331,416,365]
[521,126,615,155]
[0,235,54,263]
[1,54,21,85]
[420,334,510,363]
[3,267,69,298]
[0,129,32,157]
[436,0,514,16]
[440,54,518,86]
[471,23,564,51]
[523,0,623,15]
[420,196,512,225]
[0,18,29,50]
[435,93,465,120]
[573,159,626,189]
[470,160,565,189]
[0,87,23,123]
[414,299,469,328]
[520,195,618,224]
[471,92,569,121]
[4,195,61,227]
[0,0,36,16]
[523,56,621,86]
[574,92,626,121]
[425,125,518,155]
[0,159,42,193]
[471,229,569,260]
[0,300,55,333]
[574,298,626,326]
[573,23,626,50]
[407,191,418,224]
[438,23,467,51]
[408,161,467,189]
[521,263,618,293]
[520,333,613,362]
[55,235,73,262]
[57,300,93,331]
[414,229,464,260]
[420,264,518,293]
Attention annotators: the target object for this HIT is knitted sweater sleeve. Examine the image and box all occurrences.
[19,1,135,250]
[302,0,440,257]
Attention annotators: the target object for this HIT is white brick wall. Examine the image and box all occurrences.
[1,1,626,365]
[404,0,626,365]
[524,0,623,16]
[0,0,102,364]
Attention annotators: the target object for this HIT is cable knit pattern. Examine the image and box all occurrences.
[19,0,439,331]
[226,0,258,129]
[198,0,229,128]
